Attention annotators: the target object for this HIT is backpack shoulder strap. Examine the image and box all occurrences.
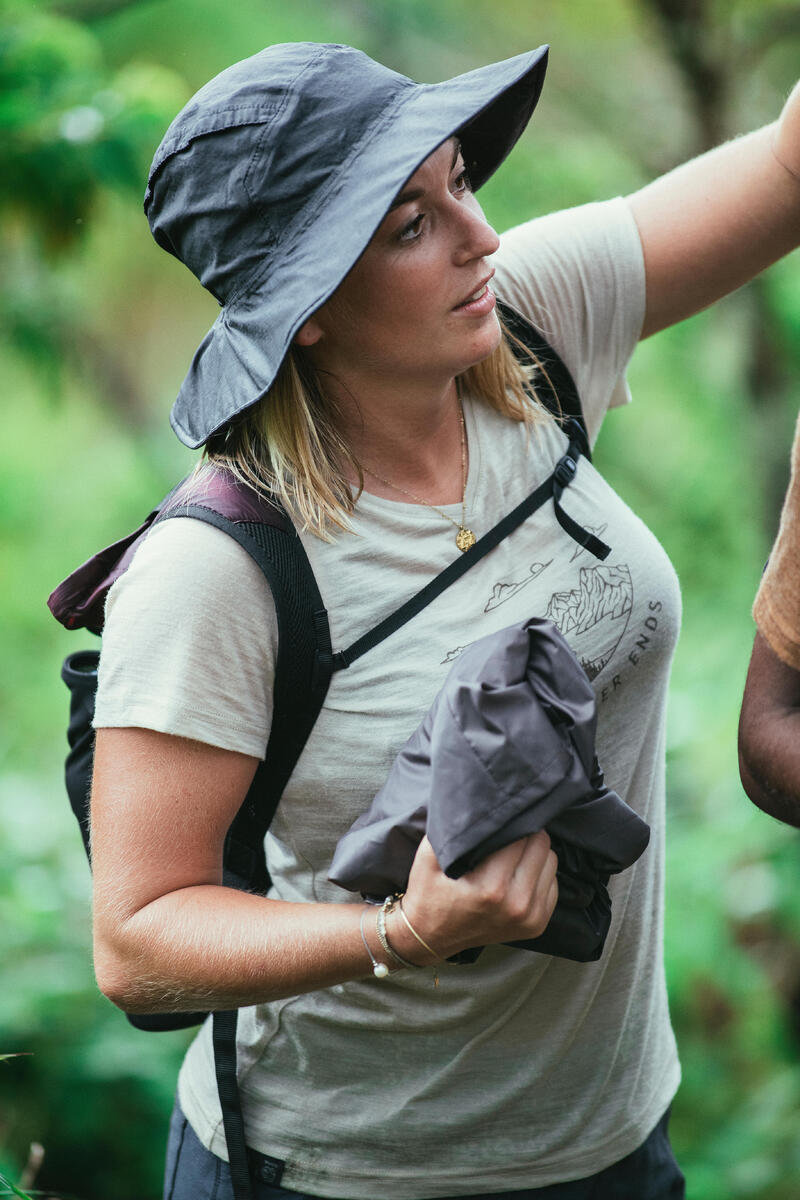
[496,297,591,461]
[154,472,334,889]
[49,466,334,890]
[49,468,333,1199]
[155,477,334,1200]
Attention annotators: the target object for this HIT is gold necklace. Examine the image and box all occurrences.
[360,404,476,552]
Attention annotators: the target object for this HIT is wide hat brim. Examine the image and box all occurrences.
[170,45,549,448]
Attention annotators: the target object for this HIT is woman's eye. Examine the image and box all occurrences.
[399,214,425,243]
[452,166,472,194]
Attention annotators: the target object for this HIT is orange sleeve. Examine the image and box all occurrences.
[753,411,800,670]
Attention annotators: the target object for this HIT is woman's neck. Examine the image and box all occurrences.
[335,377,467,504]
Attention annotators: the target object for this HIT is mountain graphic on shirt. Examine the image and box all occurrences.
[484,560,553,613]
[546,564,633,680]
[441,644,471,665]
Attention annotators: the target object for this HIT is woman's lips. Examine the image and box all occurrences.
[453,283,496,316]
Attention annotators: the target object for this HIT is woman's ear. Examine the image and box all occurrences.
[293,318,324,347]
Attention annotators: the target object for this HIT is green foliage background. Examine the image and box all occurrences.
[2,0,800,1196]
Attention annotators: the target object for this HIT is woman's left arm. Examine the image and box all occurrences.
[628,83,800,338]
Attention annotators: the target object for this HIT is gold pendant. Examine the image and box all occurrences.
[456,527,476,552]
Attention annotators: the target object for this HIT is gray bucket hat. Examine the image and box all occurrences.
[144,41,549,448]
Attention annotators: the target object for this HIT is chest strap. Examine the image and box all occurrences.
[331,419,611,672]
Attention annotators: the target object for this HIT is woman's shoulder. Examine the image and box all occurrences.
[104,514,277,647]
[493,196,644,322]
[118,514,272,603]
[96,513,277,758]
[495,196,641,264]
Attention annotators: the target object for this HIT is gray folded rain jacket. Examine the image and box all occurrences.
[328,617,650,962]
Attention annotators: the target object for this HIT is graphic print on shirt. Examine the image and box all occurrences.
[483,560,553,613]
[546,564,633,680]
[441,644,471,665]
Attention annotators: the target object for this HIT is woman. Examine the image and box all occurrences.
[88,40,800,1200]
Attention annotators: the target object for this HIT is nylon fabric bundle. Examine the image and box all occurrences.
[329,617,650,961]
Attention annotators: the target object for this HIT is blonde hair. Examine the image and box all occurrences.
[204,318,552,541]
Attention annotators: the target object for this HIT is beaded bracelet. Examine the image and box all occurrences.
[377,898,418,970]
[359,904,390,979]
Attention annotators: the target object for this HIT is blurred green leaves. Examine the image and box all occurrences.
[0,0,188,406]
[0,1,187,248]
[2,2,800,1198]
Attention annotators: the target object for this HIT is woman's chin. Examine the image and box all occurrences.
[457,316,504,372]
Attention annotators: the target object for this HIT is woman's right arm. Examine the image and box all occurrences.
[91,726,558,1012]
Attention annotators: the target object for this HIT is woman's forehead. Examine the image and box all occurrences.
[390,137,462,207]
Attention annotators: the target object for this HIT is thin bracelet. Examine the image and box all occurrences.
[398,898,441,961]
[359,905,390,979]
[391,896,441,988]
[377,901,418,970]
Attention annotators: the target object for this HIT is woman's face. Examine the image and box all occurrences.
[299,138,502,390]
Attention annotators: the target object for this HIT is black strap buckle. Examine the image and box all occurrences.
[553,453,578,489]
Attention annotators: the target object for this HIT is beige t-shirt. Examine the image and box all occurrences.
[753,411,800,668]
[95,198,683,1197]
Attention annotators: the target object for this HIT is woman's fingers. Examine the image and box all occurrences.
[402,831,560,958]
[481,831,558,934]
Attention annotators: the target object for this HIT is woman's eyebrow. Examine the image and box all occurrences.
[388,140,463,212]
[389,185,425,212]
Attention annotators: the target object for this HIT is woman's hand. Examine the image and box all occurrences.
[393,833,559,964]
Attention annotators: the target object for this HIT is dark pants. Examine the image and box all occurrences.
[163,1099,685,1200]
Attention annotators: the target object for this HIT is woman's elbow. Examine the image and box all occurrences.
[92,924,164,1013]
[92,935,141,1011]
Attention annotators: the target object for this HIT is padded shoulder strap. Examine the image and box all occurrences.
[497,298,591,461]
[47,470,294,635]
[156,488,333,890]
[156,479,334,1200]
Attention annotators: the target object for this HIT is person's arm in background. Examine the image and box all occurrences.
[739,416,800,826]
[739,634,800,826]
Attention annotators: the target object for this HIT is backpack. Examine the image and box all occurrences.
[47,302,609,1199]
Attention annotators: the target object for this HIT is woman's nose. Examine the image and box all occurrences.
[455,200,500,263]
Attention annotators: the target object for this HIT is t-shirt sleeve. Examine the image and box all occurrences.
[94,517,276,758]
[753,412,800,670]
[492,196,646,446]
